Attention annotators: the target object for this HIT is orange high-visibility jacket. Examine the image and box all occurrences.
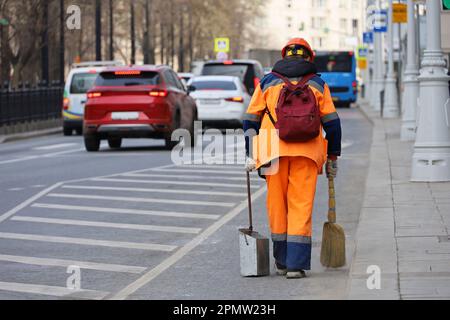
[244,72,341,172]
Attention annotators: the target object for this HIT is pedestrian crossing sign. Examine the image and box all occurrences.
[214,38,230,53]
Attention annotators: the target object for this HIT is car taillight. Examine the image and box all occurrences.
[87,92,102,99]
[149,90,168,97]
[254,77,260,89]
[115,70,141,76]
[223,61,234,65]
[63,98,70,110]
[225,97,244,103]
[352,81,357,88]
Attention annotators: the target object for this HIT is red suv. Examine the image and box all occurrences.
[83,65,198,151]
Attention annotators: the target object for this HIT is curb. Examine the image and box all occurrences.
[355,103,375,126]
[0,127,63,144]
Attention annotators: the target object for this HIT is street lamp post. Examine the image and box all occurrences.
[371,0,385,111]
[400,0,420,141]
[95,0,102,61]
[411,0,450,182]
[383,0,399,118]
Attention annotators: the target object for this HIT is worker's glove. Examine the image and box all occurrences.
[326,159,338,179]
[245,157,257,172]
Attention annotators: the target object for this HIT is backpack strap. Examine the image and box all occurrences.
[271,72,316,90]
[264,106,277,126]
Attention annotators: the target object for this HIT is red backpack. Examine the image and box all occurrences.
[265,72,321,142]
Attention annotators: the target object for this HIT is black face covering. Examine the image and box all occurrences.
[272,57,318,78]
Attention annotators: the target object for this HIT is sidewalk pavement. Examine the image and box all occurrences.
[348,101,450,300]
[0,126,62,144]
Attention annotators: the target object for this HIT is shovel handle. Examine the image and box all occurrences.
[246,171,253,232]
[328,176,336,223]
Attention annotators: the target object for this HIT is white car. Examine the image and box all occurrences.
[188,76,251,126]
[63,61,123,136]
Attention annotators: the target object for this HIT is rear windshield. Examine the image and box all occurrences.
[95,71,160,86]
[192,80,237,91]
[315,53,354,73]
[70,73,98,94]
[202,65,249,82]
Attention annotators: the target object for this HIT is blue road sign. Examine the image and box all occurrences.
[373,10,388,33]
[363,32,374,44]
[358,47,369,58]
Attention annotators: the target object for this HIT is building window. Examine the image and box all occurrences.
[340,18,347,30]
[312,0,326,8]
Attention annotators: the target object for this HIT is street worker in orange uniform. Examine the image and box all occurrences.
[243,38,342,279]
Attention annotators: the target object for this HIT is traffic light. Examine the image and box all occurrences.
[443,0,450,10]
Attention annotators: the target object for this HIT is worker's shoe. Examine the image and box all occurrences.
[286,270,307,279]
[275,262,287,276]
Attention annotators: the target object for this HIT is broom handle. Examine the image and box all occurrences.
[246,171,253,232]
[328,176,336,224]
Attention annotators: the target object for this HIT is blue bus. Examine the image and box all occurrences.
[315,51,357,108]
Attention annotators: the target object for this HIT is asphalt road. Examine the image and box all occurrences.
[0,107,372,300]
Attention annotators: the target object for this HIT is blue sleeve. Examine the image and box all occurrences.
[243,120,261,157]
[322,118,342,156]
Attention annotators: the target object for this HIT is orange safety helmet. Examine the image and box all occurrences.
[281,38,315,61]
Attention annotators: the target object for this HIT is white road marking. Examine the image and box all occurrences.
[0,281,108,300]
[7,188,25,192]
[342,140,354,149]
[91,177,247,189]
[47,193,236,208]
[0,232,177,252]
[174,165,244,170]
[151,168,244,175]
[0,149,83,165]
[61,185,245,197]
[122,173,260,183]
[0,254,145,274]
[33,143,78,151]
[0,183,64,224]
[109,185,268,300]
[96,178,250,189]
[11,216,202,234]
[32,203,220,220]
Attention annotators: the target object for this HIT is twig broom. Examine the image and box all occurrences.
[320,176,346,268]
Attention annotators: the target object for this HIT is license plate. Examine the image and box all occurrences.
[111,112,139,120]
[199,99,221,105]
[332,97,340,102]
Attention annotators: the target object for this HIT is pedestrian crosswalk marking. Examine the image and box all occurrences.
[0,232,177,252]
[91,177,247,189]
[61,185,245,197]
[0,254,146,274]
[47,193,236,208]
[122,173,260,183]
[11,216,202,234]
[0,281,109,300]
[152,168,244,175]
[31,203,220,220]
[110,184,268,300]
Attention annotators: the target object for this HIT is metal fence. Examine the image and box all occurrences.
[0,81,63,128]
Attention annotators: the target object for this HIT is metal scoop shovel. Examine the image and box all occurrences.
[239,171,270,277]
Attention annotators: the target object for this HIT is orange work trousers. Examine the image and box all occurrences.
[265,156,318,271]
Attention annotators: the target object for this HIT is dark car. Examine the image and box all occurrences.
[83,65,198,152]
[200,59,264,95]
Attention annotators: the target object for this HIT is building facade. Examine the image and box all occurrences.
[258,0,367,51]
